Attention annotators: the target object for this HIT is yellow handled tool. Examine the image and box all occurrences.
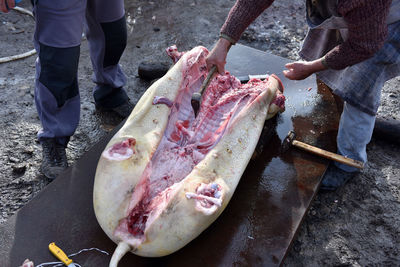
[49,242,78,267]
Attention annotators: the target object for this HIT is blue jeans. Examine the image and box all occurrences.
[335,102,376,172]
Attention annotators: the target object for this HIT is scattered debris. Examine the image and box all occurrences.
[0,6,35,64]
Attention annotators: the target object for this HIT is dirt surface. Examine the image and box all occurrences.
[0,0,399,266]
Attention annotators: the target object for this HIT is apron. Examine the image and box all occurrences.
[300,0,400,116]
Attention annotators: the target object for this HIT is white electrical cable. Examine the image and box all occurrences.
[0,6,36,64]
[36,262,75,267]
[68,247,109,258]
[0,49,36,64]
[14,6,33,17]
[34,247,109,267]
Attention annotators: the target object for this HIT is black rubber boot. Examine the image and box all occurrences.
[40,138,68,179]
[96,100,134,118]
[320,163,358,191]
[111,100,134,118]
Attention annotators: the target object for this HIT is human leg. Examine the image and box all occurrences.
[321,102,376,190]
[35,44,81,145]
[33,0,86,178]
[336,102,376,172]
[85,0,133,117]
[317,22,400,190]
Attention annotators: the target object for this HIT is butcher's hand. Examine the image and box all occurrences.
[206,38,232,75]
[0,0,15,13]
[283,58,327,80]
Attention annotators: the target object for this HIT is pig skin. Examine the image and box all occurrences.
[93,46,283,264]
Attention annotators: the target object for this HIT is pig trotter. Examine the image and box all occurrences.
[110,242,132,267]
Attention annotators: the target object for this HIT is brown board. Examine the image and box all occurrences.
[0,44,340,267]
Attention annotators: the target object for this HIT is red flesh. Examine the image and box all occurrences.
[109,138,136,155]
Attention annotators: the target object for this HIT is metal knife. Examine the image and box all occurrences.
[191,65,217,117]
[237,74,269,83]
[49,242,78,267]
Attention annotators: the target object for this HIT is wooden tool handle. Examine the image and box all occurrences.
[292,140,364,169]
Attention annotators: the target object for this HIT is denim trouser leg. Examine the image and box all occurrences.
[335,102,376,172]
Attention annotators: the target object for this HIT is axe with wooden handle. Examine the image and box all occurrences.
[282,130,364,169]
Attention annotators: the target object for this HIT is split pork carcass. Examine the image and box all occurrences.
[93,46,285,266]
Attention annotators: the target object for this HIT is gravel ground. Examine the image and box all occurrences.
[0,0,399,266]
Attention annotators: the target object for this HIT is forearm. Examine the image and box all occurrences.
[311,57,328,73]
[220,0,275,43]
[324,0,391,70]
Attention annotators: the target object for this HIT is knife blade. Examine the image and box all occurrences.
[191,65,217,117]
[237,74,269,83]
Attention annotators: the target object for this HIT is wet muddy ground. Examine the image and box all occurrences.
[0,0,399,266]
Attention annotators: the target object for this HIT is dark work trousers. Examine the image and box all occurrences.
[33,0,128,146]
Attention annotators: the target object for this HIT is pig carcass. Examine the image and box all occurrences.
[93,46,285,266]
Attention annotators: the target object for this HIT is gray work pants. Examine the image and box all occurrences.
[33,0,128,146]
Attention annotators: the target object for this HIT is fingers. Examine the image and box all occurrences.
[283,61,313,80]
[6,0,15,10]
[283,62,296,80]
[285,62,295,69]
[0,0,10,13]
[216,63,225,75]
[206,56,225,75]
[283,69,295,80]
[0,0,15,12]
[285,61,307,69]
[206,61,224,75]
[282,68,311,80]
